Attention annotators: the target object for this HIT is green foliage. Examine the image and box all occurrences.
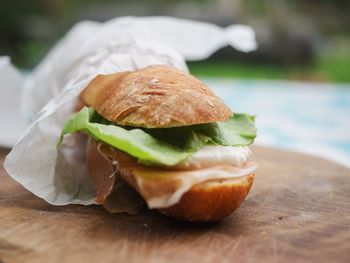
[188,56,350,83]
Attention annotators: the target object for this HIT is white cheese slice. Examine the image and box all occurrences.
[175,145,252,170]
[141,162,257,208]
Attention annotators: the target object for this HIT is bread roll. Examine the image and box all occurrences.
[81,65,232,128]
[82,65,255,222]
[160,174,254,222]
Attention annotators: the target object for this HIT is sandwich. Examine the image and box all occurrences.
[59,65,257,222]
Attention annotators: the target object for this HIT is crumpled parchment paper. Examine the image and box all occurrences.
[0,57,26,147]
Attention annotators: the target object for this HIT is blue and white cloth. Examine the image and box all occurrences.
[207,78,350,169]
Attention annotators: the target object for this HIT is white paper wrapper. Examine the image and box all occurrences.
[4,16,256,206]
[0,57,27,147]
[25,16,256,119]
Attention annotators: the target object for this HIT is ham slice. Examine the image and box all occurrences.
[87,140,257,210]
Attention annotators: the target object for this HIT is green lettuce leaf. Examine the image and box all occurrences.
[59,107,191,166]
[145,114,256,148]
[59,107,257,166]
[195,114,257,146]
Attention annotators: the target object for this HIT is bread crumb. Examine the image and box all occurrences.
[206,99,215,107]
[149,78,159,84]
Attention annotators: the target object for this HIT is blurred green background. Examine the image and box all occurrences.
[1,0,350,82]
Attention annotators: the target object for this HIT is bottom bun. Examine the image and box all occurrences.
[117,167,254,222]
[159,174,254,222]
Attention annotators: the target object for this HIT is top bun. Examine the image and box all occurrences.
[81,65,232,128]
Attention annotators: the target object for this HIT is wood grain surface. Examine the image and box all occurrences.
[0,146,349,263]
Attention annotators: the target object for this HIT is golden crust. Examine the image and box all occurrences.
[120,168,254,222]
[160,174,254,222]
[81,65,232,128]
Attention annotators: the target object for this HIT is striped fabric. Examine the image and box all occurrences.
[207,78,350,168]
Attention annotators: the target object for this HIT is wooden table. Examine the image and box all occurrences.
[0,146,349,263]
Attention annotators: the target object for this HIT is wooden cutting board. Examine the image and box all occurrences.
[0,146,349,263]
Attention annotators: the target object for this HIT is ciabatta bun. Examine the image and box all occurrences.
[81,65,232,128]
[118,158,254,222]
[159,174,254,222]
[82,66,254,222]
